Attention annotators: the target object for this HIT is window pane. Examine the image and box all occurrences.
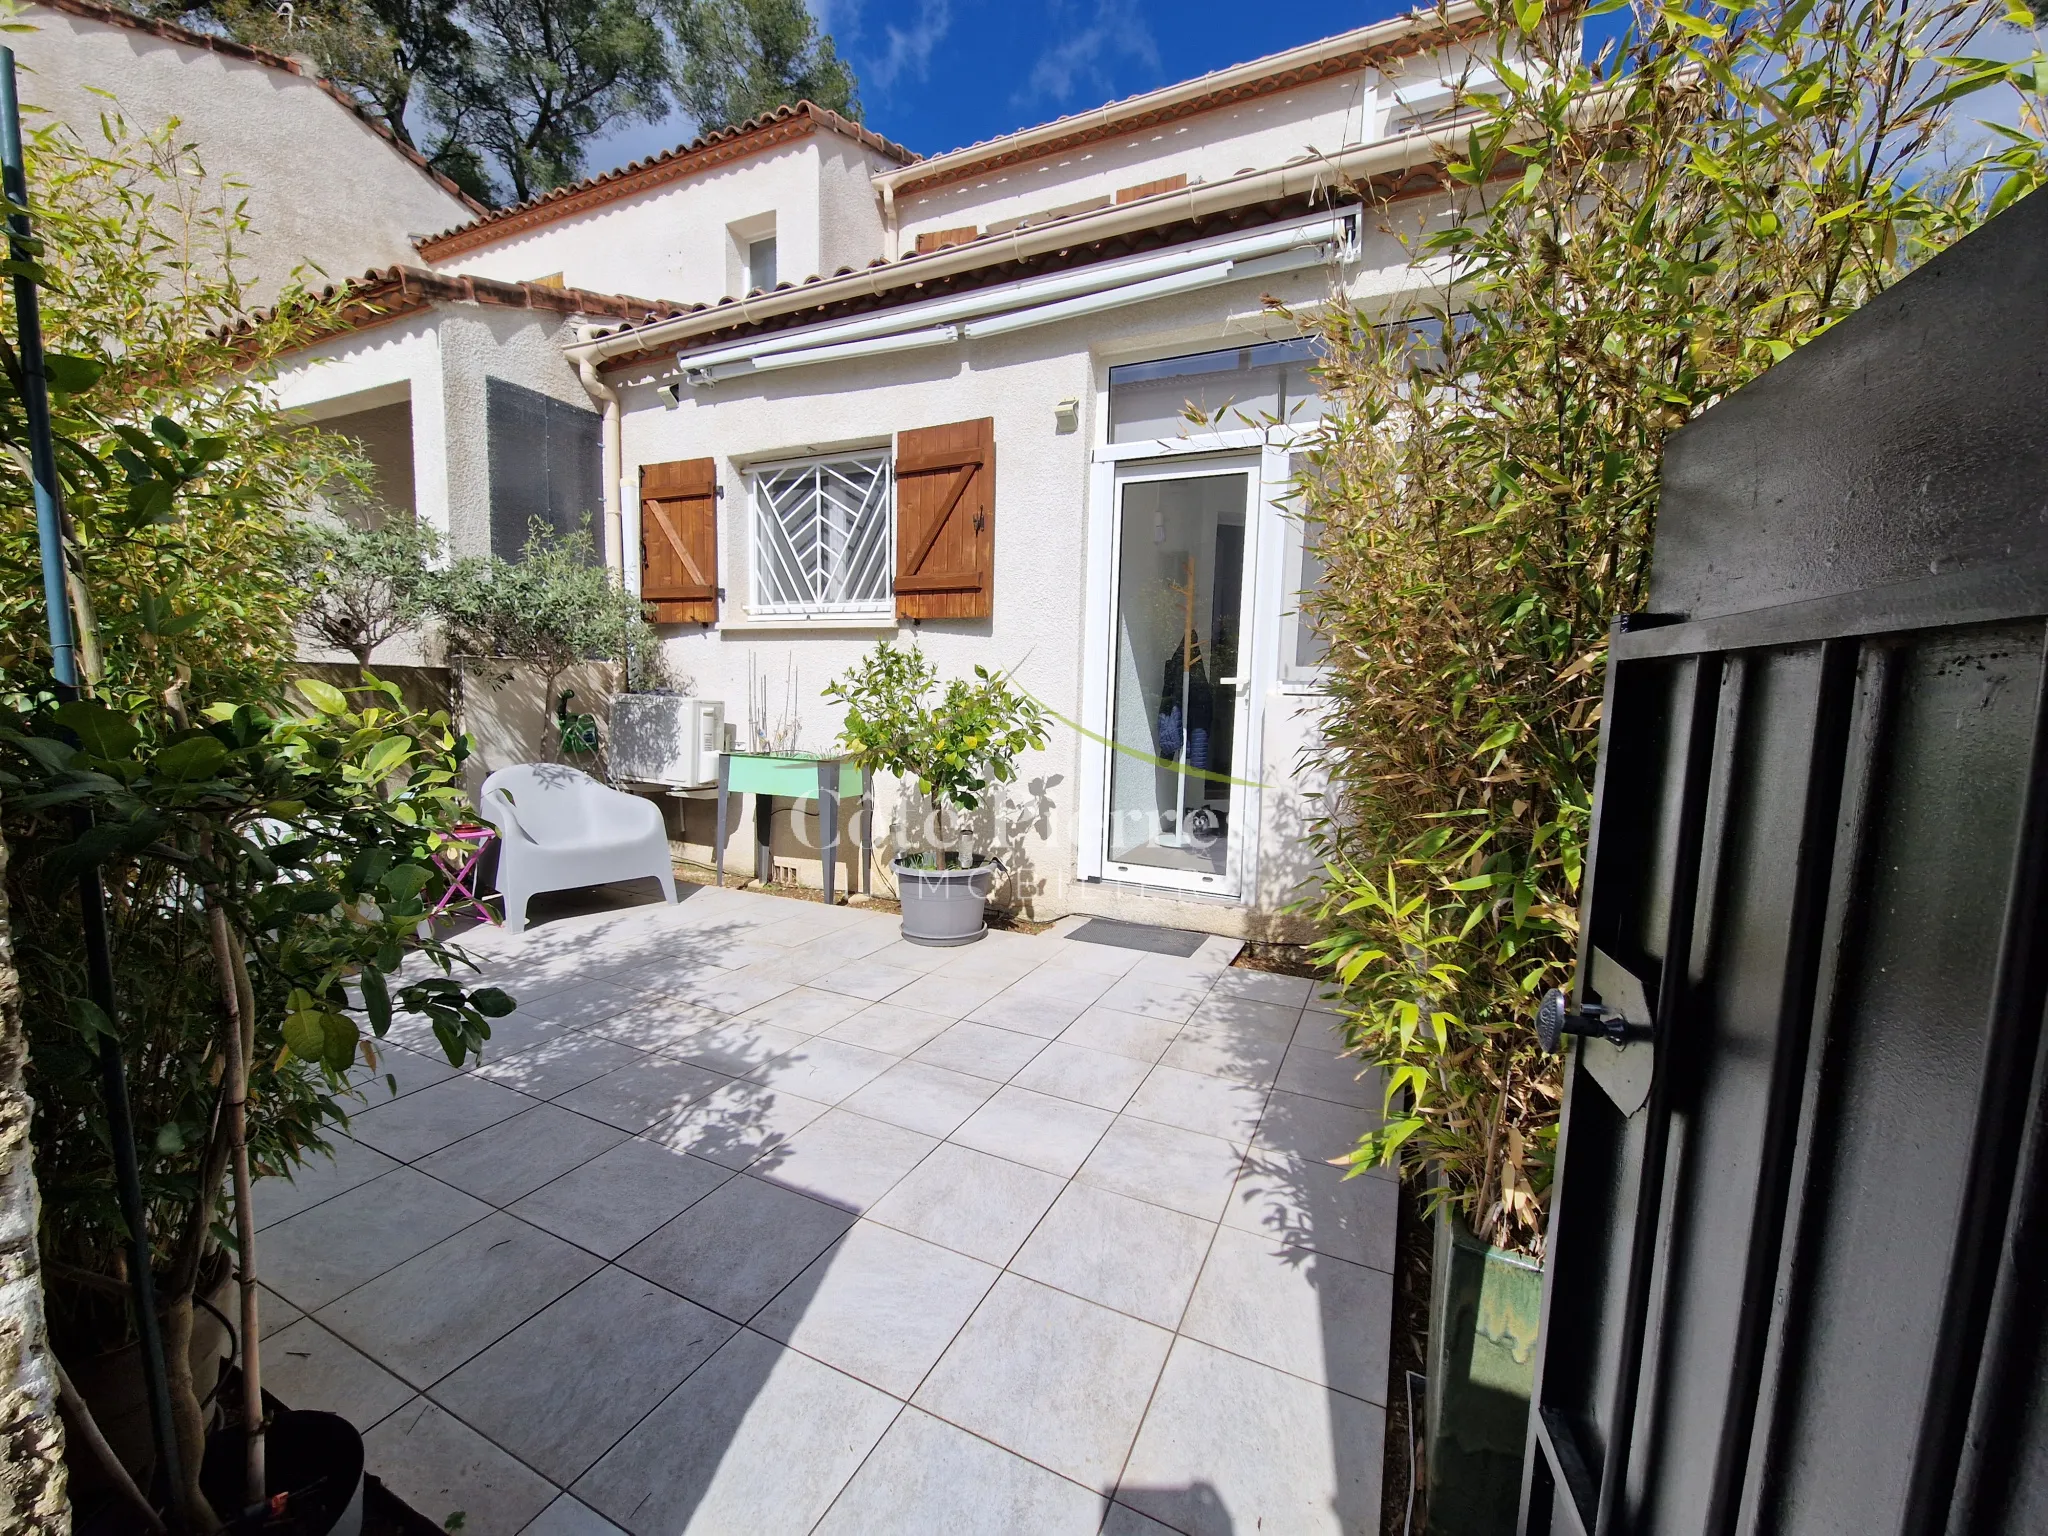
[752,454,892,614]
[1108,338,1324,443]
[748,236,778,293]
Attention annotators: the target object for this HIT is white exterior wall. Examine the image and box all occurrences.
[433,133,893,306]
[16,4,471,301]
[609,236,1420,936]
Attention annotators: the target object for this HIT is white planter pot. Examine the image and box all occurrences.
[895,857,996,946]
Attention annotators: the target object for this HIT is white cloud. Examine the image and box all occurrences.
[866,0,953,92]
[1018,0,1161,109]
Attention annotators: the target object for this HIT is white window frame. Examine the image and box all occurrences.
[745,449,896,621]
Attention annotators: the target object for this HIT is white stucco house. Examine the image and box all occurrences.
[37,0,1507,937]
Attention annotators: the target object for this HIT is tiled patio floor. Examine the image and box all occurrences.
[255,883,1395,1535]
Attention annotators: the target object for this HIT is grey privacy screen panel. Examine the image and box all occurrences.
[486,376,603,559]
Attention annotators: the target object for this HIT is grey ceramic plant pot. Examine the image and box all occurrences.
[895,857,997,946]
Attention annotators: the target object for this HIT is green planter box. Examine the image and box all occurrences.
[1426,1209,1543,1534]
[721,751,863,799]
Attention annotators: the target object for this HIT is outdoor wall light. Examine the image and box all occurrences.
[1054,398,1080,433]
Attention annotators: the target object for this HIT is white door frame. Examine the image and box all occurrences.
[1076,446,1279,900]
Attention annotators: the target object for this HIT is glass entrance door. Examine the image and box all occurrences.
[1104,463,1257,895]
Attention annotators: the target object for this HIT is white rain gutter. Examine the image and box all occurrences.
[667,214,1355,386]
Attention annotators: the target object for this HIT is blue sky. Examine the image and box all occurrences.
[588,0,1423,172]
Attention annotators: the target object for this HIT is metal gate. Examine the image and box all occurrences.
[1519,189,2048,1536]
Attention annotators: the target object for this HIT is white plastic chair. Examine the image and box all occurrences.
[477,764,677,933]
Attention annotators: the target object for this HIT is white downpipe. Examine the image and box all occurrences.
[574,353,624,574]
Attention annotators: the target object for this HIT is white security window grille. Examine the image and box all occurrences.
[749,453,894,616]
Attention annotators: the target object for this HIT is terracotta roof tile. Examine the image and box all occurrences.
[28,0,486,214]
[228,264,689,347]
[412,102,917,262]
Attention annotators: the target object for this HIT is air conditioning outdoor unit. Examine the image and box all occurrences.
[610,696,725,789]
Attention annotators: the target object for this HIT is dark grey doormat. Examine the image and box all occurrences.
[1068,917,1208,957]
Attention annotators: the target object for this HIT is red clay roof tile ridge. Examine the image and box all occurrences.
[222,263,690,344]
[27,0,487,214]
[412,101,918,261]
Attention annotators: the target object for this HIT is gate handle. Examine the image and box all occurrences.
[1537,988,1649,1053]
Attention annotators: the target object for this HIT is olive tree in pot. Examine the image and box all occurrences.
[826,642,1047,946]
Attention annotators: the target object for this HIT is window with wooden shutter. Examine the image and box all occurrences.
[639,458,719,623]
[894,418,993,621]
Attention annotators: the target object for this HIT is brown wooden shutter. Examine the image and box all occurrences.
[894,418,993,621]
[638,458,719,623]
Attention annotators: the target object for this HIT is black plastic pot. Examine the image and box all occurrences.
[201,1410,364,1536]
[894,856,996,946]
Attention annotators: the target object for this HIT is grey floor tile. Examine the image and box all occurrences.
[749,1108,938,1212]
[839,1060,1001,1138]
[910,1021,1046,1082]
[477,1034,651,1100]
[522,1494,630,1536]
[256,1136,400,1229]
[888,969,1007,1018]
[1274,1043,1378,1109]
[417,1104,625,1206]
[914,1274,1172,1487]
[467,1009,582,1062]
[363,1397,559,1535]
[1209,969,1316,1008]
[735,985,871,1035]
[966,987,1093,1039]
[822,1000,956,1056]
[1078,1117,1247,1223]
[814,1406,1107,1535]
[865,1143,1064,1265]
[1157,1027,1287,1088]
[947,1086,1112,1178]
[1057,1006,1182,1065]
[262,1167,490,1311]
[1178,1225,1390,1400]
[348,1075,535,1163]
[863,939,956,974]
[1011,1182,1215,1328]
[582,994,727,1053]
[744,1037,896,1104]
[1010,1041,1153,1112]
[1040,942,1144,977]
[258,1285,302,1340]
[262,1317,415,1429]
[554,1057,734,1133]
[621,1174,855,1322]
[1223,1151,1399,1273]
[754,1222,999,1397]
[1124,1064,1269,1144]
[1184,992,1303,1045]
[668,1019,808,1077]
[1004,963,1117,1005]
[318,1211,601,1387]
[1102,1501,1188,1535]
[1128,954,1228,990]
[511,1138,733,1259]
[433,1267,736,1485]
[1095,976,1211,1025]
[804,956,923,1002]
[673,964,802,1016]
[348,1041,460,1106]
[1292,1009,1349,1052]
[574,1328,900,1536]
[1119,1337,1383,1536]
[493,974,666,1031]
[648,1078,832,1169]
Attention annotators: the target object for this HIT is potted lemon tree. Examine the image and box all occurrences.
[826,642,1047,945]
